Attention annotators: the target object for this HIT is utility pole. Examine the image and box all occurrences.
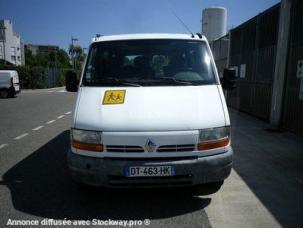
[71,36,78,70]
[0,25,6,65]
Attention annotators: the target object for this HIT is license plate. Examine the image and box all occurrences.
[124,166,175,177]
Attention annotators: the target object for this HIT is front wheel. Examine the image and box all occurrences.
[0,89,9,98]
[8,87,16,98]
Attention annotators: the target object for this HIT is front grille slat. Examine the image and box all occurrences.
[157,144,195,152]
[107,144,195,153]
[106,145,144,153]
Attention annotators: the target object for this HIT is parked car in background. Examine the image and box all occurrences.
[0,70,20,98]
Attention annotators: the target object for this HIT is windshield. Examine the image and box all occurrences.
[83,39,217,86]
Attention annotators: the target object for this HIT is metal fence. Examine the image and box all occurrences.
[45,67,59,88]
[281,0,303,136]
[211,1,303,136]
[210,34,229,78]
[226,4,280,120]
[28,67,67,89]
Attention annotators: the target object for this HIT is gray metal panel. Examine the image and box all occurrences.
[282,0,303,136]
[256,46,276,83]
[227,3,280,121]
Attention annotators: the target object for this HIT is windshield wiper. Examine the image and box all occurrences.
[158,77,195,85]
[99,77,142,87]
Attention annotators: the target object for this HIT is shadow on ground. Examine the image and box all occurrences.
[1,130,210,220]
[230,109,303,227]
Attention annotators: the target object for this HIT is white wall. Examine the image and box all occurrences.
[0,20,23,66]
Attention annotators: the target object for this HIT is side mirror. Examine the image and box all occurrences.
[65,70,79,92]
[221,68,236,90]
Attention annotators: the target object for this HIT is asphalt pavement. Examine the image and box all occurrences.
[0,88,302,228]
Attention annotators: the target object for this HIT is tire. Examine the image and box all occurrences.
[0,89,9,98]
[8,87,16,98]
[192,181,224,195]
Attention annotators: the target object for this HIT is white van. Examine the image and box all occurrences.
[66,34,235,190]
[0,70,20,98]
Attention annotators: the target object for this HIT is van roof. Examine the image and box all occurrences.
[92,33,206,43]
[0,70,18,73]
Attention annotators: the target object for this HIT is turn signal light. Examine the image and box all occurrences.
[197,138,229,151]
[72,141,103,152]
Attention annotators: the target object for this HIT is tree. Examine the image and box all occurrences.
[25,49,36,66]
[23,48,72,88]
[56,49,71,68]
[48,49,70,68]
[25,48,70,68]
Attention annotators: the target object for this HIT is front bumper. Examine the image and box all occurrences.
[67,149,233,187]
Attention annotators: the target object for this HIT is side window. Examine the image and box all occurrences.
[84,47,97,82]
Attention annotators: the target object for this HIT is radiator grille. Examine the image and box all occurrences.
[157,144,195,152]
[106,145,144,153]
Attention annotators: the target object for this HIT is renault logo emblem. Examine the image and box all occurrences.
[145,139,156,152]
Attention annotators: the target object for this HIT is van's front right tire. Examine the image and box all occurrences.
[0,89,9,98]
[0,87,15,98]
[8,87,16,98]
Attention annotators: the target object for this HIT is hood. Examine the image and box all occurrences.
[74,85,226,131]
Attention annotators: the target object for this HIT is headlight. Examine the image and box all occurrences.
[71,128,103,152]
[198,126,230,150]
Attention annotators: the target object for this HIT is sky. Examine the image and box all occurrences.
[0,0,279,51]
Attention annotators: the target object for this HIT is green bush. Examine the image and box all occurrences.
[56,68,67,87]
[31,67,47,89]
[0,64,32,89]
[15,66,31,88]
[0,48,72,89]
[0,64,50,89]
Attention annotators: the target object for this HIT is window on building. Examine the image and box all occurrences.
[0,46,2,55]
[11,47,16,55]
[11,56,16,62]
[17,56,21,61]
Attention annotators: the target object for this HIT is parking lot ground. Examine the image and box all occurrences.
[205,109,303,228]
[0,91,302,228]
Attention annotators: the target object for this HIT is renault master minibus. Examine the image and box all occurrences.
[66,34,233,190]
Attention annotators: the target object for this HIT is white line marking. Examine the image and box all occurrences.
[0,144,8,149]
[57,115,65,119]
[14,133,29,140]
[32,125,44,131]
[46,120,56,124]
[50,87,64,90]
[65,111,72,115]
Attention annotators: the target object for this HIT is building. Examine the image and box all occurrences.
[0,20,24,66]
[210,34,229,78]
[25,44,59,55]
[212,0,303,137]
